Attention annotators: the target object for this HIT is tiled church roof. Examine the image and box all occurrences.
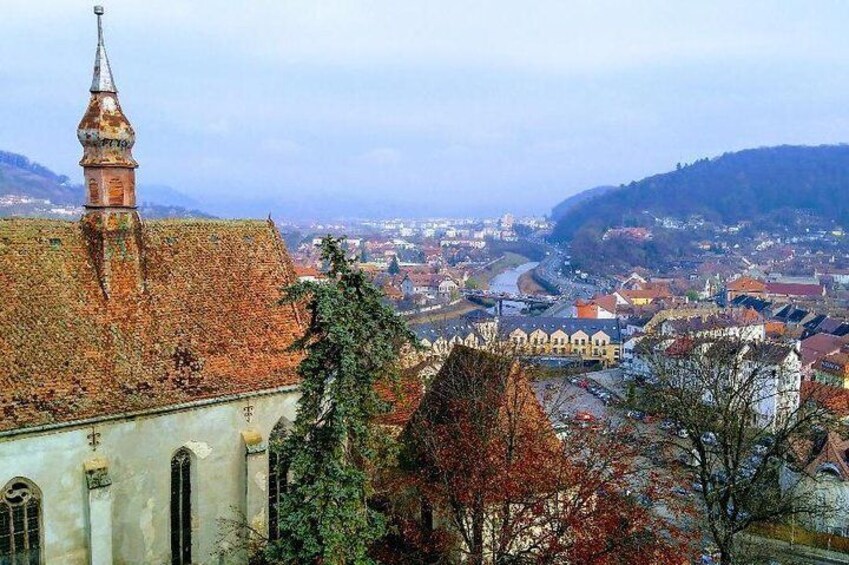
[0,217,304,432]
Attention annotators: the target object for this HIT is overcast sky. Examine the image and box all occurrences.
[3,1,849,219]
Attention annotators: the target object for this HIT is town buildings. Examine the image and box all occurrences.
[725,276,825,303]
[784,430,849,537]
[0,10,303,563]
[413,315,622,367]
[625,336,801,428]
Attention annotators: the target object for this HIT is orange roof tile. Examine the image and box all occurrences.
[0,217,304,432]
[802,381,849,418]
[294,264,323,278]
[619,288,669,301]
[764,282,824,297]
[727,277,766,293]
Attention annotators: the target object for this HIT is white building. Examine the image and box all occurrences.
[627,337,801,428]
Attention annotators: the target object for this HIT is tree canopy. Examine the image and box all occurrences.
[268,236,415,564]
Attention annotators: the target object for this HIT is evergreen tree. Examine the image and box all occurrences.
[387,255,400,275]
[268,236,414,564]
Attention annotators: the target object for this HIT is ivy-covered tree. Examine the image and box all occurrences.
[268,236,415,564]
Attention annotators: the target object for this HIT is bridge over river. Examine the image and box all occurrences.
[462,261,566,316]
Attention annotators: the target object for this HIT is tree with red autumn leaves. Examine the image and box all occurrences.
[380,345,695,564]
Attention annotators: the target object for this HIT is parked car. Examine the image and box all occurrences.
[737,466,756,481]
[711,470,728,485]
[626,410,646,421]
[676,428,689,439]
[659,418,677,431]
[701,432,718,446]
[635,493,653,508]
[744,454,764,469]
[753,435,774,455]
[573,411,599,429]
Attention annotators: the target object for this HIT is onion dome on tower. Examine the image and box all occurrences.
[77,5,138,209]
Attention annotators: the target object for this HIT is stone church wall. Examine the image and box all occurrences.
[0,387,300,564]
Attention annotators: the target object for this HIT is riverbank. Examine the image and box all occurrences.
[517,270,548,295]
[405,299,484,324]
[471,252,531,290]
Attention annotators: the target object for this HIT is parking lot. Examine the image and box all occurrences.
[533,367,845,564]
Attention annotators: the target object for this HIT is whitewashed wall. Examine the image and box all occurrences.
[0,388,300,564]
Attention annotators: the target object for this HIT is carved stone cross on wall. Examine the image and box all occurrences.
[87,427,101,451]
[243,402,255,423]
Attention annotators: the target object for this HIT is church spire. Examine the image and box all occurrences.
[90,5,117,93]
[78,5,138,209]
[78,6,145,299]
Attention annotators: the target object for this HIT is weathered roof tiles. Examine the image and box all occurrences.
[0,217,304,433]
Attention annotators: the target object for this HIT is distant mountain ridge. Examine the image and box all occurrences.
[0,150,212,219]
[551,145,849,241]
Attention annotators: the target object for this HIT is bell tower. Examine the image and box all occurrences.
[78,5,138,209]
[78,6,146,299]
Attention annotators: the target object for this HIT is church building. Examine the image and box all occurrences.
[0,7,304,564]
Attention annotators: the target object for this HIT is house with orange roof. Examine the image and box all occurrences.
[800,334,849,375]
[764,281,826,300]
[575,295,617,319]
[813,352,849,388]
[294,264,326,282]
[725,276,767,301]
[614,287,672,306]
[401,271,459,298]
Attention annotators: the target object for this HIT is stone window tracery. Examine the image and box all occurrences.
[0,478,41,564]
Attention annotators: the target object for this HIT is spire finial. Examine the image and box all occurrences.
[90,5,117,93]
[95,6,105,44]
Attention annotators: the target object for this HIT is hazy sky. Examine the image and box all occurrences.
[3,1,849,219]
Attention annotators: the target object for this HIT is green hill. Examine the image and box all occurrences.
[550,185,615,221]
[552,145,849,242]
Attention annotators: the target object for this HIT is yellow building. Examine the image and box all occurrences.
[504,322,621,366]
[412,316,623,367]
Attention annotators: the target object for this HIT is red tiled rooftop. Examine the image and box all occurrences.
[294,264,323,278]
[802,381,849,418]
[801,333,846,367]
[0,217,305,433]
[726,276,765,292]
[764,282,824,297]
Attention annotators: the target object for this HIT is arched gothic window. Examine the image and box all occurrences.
[170,448,192,565]
[0,478,42,564]
[268,421,290,541]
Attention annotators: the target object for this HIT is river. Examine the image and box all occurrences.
[488,261,539,316]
